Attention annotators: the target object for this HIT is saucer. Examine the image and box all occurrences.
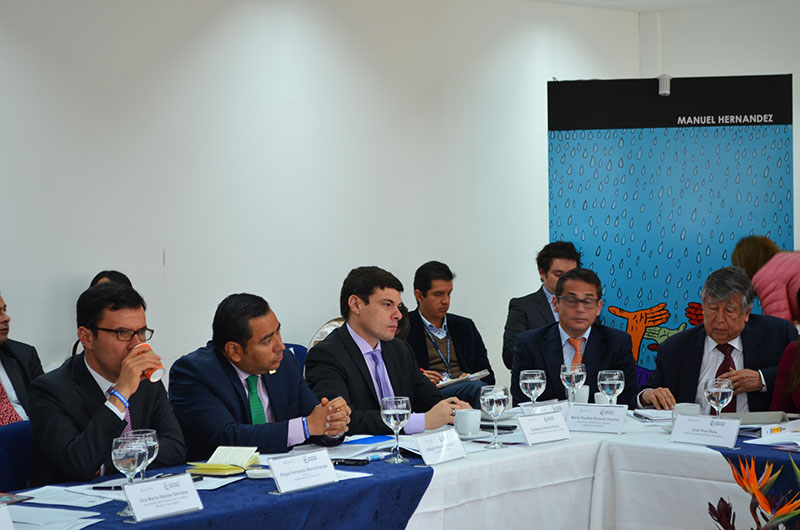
[458,432,489,441]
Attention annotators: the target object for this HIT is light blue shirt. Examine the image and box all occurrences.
[558,325,592,366]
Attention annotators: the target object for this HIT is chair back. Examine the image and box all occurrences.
[285,343,308,371]
[0,420,31,491]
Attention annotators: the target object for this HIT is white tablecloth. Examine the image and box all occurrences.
[408,418,751,529]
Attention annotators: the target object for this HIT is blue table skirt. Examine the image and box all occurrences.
[24,459,433,530]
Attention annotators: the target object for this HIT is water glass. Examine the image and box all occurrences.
[126,429,158,480]
[703,378,734,416]
[111,437,148,516]
[597,370,625,405]
[519,370,546,403]
[560,364,586,403]
[480,385,510,449]
[381,396,411,464]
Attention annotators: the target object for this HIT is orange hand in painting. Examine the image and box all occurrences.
[607,303,670,362]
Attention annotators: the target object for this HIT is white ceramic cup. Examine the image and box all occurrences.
[454,409,481,436]
[672,402,702,420]
[594,392,611,405]
[571,386,590,404]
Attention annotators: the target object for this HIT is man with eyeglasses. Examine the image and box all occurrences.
[28,283,185,485]
[640,266,797,412]
[510,268,638,407]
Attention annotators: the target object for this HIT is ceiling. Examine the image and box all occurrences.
[541,0,760,13]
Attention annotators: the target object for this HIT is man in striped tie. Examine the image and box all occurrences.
[511,268,638,407]
[28,283,186,486]
[0,293,44,426]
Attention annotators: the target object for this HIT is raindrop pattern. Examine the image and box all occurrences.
[548,125,793,372]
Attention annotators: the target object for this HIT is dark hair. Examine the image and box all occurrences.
[212,293,271,351]
[554,268,602,299]
[89,270,133,288]
[700,266,756,311]
[76,283,146,330]
[340,266,403,319]
[413,261,455,295]
[536,241,581,273]
[395,302,411,341]
[731,236,781,279]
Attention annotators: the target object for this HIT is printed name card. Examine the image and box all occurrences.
[566,404,627,434]
[124,473,203,522]
[671,415,741,448]
[268,449,338,493]
[520,400,570,419]
[415,429,467,465]
[518,411,571,445]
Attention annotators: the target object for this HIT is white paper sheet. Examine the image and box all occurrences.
[24,486,111,507]
[13,519,103,530]
[7,505,100,524]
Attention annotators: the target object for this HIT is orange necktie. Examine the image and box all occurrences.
[567,337,585,366]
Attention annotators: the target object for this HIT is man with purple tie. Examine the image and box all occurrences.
[306,266,469,435]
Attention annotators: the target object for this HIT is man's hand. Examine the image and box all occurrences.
[421,370,443,384]
[424,397,470,430]
[111,346,163,412]
[307,396,351,437]
[718,369,763,395]
[640,387,676,410]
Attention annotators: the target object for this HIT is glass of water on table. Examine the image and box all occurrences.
[519,370,546,404]
[381,396,411,464]
[703,378,734,416]
[125,429,158,480]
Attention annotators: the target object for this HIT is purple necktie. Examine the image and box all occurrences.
[366,350,393,400]
[109,386,133,435]
[715,344,736,413]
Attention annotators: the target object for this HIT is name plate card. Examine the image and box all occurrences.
[671,415,741,448]
[124,473,203,522]
[566,404,627,434]
[268,449,338,493]
[415,429,467,465]
[520,400,570,419]
[518,411,571,445]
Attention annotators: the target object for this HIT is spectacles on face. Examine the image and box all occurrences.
[93,326,154,342]
[557,295,599,309]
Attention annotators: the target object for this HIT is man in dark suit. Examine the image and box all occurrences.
[28,283,185,486]
[511,268,637,407]
[406,261,495,408]
[0,294,44,425]
[306,266,470,435]
[169,293,350,461]
[502,241,581,370]
[641,266,798,412]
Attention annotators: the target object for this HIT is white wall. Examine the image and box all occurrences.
[0,0,640,385]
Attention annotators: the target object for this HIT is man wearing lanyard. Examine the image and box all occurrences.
[406,261,495,408]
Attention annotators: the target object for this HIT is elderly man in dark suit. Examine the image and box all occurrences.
[511,268,638,407]
[406,261,495,408]
[306,266,470,435]
[641,266,798,412]
[28,283,185,486]
[0,294,44,425]
[502,241,581,370]
[169,293,350,461]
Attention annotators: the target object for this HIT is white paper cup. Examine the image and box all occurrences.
[594,392,611,404]
[454,409,481,436]
[571,386,590,404]
[672,402,702,421]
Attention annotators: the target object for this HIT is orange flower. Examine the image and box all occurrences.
[774,492,800,518]
[728,457,778,513]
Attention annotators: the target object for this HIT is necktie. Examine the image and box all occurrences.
[715,343,737,413]
[366,350,393,400]
[567,337,586,366]
[0,383,23,426]
[247,375,267,425]
[108,386,132,435]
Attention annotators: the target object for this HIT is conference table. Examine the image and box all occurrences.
[12,416,790,529]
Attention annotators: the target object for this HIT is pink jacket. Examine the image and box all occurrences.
[752,252,800,323]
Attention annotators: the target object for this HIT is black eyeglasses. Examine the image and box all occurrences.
[557,295,599,309]
[94,326,154,342]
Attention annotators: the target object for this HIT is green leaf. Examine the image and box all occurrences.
[792,454,800,488]
[763,510,800,530]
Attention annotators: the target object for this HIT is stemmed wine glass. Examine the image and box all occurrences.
[703,378,734,416]
[111,437,149,516]
[597,370,625,405]
[381,396,411,464]
[519,370,546,404]
[480,385,510,449]
[560,364,586,403]
[126,429,158,480]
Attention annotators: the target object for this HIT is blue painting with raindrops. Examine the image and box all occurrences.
[548,124,793,384]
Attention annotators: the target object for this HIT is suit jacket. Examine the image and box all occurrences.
[28,353,185,486]
[406,310,495,385]
[502,287,555,370]
[0,339,44,415]
[645,314,798,412]
[169,342,325,461]
[305,325,444,435]
[511,322,638,407]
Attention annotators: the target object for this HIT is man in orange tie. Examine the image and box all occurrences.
[510,268,637,407]
[0,293,44,426]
